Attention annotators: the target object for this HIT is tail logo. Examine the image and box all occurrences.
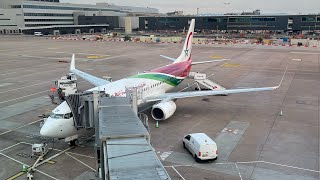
[184,49,189,57]
[184,32,193,57]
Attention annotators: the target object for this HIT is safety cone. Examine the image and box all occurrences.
[22,164,27,172]
[279,110,284,116]
[156,121,159,128]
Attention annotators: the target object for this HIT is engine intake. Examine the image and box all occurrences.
[151,101,177,120]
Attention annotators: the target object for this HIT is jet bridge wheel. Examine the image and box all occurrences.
[70,139,79,147]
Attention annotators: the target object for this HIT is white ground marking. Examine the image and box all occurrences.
[0,119,43,136]
[0,152,59,180]
[0,90,49,104]
[65,152,96,172]
[0,83,13,88]
[290,52,320,55]
[43,51,111,57]
[0,63,59,76]
[89,55,128,62]
[20,142,94,159]
[160,151,173,161]
[66,152,95,159]
[0,72,17,76]
[0,81,52,94]
[0,142,21,152]
[0,51,70,61]
[236,161,320,173]
[291,58,302,61]
[235,163,243,180]
[171,166,186,180]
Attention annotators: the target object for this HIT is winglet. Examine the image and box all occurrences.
[70,54,75,71]
[274,66,288,89]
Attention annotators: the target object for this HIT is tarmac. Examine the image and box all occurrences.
[0,35,319,180]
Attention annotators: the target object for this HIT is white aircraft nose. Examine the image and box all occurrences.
[40,120,56,137]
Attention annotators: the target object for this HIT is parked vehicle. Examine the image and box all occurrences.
[34,32,43,36]
[183,133,218,162]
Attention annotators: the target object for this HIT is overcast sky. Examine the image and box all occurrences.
[61,0,320,14]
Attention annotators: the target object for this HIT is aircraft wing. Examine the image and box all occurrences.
[142,67,287,103]
[70,54,110,86]
[142,86,279,102]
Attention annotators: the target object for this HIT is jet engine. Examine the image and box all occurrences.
[151,101,177,120]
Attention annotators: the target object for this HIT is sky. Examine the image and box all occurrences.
[61,0,320,15]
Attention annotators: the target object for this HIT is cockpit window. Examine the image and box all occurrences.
[64,113,73,119]
[50,113,64,119]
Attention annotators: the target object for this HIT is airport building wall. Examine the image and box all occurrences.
[78,16,119,30]
[0,0,158,34]
[139,15,320,32]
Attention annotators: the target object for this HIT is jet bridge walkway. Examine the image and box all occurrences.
[67,89,170,180]
[99,97,170,180]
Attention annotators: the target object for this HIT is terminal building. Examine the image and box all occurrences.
[0,1,319,35]
[139,15,320,33]
[0,0,158,34]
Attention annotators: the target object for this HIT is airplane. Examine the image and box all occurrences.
[40,19,284,144]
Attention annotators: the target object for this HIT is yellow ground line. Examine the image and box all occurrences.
[7,172,25,180]
[86,55,108,59]
[220,63,240,67]
[210,55,223,59]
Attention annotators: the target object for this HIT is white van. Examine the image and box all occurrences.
[183,133,218,162]
[34,32,43,36]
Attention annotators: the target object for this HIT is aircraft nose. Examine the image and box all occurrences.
[40,118,57,137]
[40,123,54,137]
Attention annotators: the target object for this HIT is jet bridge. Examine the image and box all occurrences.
[65,89,170,180]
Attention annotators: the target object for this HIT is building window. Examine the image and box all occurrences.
[317,17,320,22]
[229,17,275,23]
[24,13,73,17]
[22,4,120,12]
[207,18,220,22]
[11,5,21,8]
[25,19,74,22]
[302,17,315,22]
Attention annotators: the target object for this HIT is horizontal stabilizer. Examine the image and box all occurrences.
[70,54,110,87]
[160,55,176,62]
[192,59,230,65]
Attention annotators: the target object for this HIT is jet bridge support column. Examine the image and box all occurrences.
[93,90,102,178]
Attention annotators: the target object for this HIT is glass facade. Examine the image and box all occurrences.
[24,13,73,17]
[25,19,74,22]
[23,4,119,12]
[207,18,220,22]
[228,17,276,23]
[301,17,315,22]
[25,24,71,27]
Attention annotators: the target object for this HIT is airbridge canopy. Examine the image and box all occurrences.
[99,95,170,180]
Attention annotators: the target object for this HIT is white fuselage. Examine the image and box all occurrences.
[40,75,184,138]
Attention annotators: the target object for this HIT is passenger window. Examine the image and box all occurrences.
[185,135,191,141]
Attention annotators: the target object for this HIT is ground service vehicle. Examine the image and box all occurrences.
[183,133,218,161]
